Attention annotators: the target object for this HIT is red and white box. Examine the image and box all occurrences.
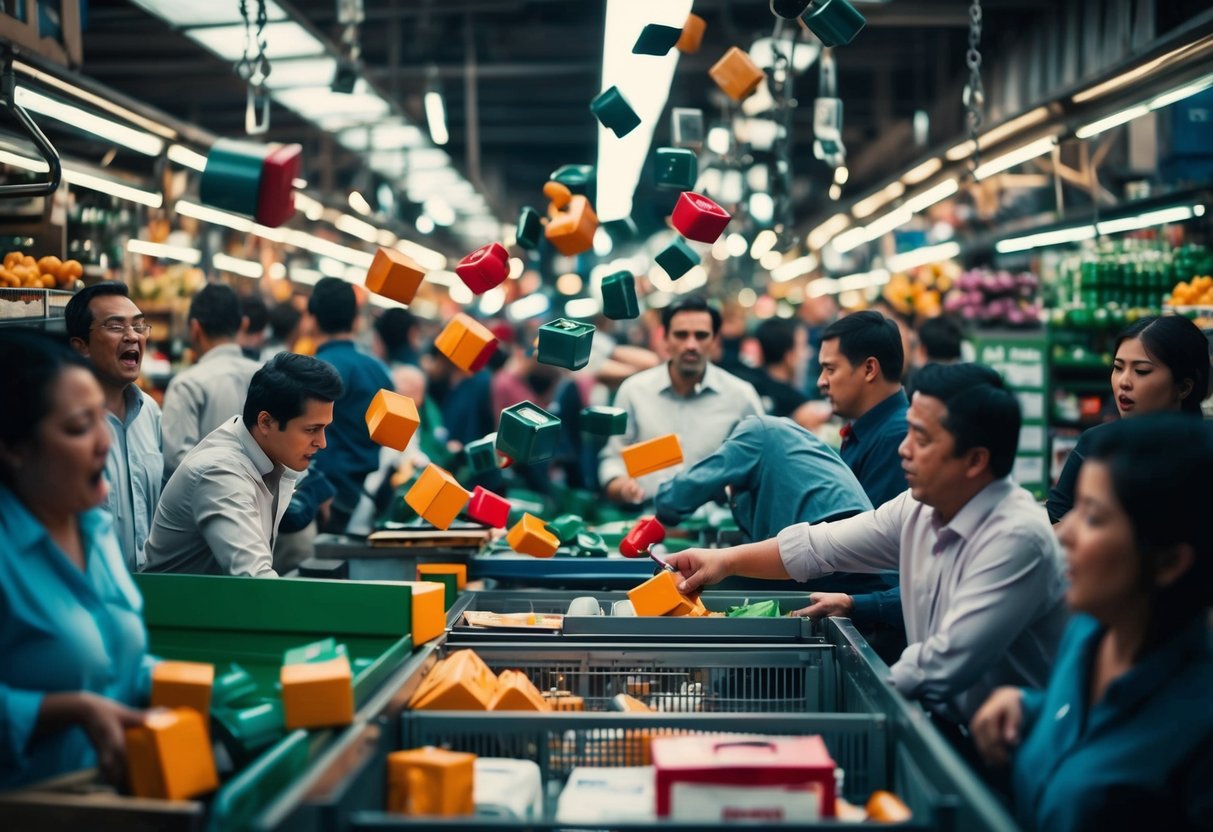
[651,734,836,822]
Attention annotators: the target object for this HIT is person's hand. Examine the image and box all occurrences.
[790,592,855,619]
[75,692,148,786]
[969,686,1024,767]
[316,497,333,527]
[613,477,646,504]
[663,547,732,595]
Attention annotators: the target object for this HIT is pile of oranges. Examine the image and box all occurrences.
[0,251,83,290]
[1169,276,1213,307]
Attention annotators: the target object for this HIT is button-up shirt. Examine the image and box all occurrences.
[102,384,162,571]
[599,362,764,494]
[0,484,151,788]
[1012,614,1213,832]
[161,343,262,482]
[777,477,1069,721]
[839,389,909,508]
[143,417,297,577]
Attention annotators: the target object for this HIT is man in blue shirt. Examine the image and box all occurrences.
[305,278,393,533]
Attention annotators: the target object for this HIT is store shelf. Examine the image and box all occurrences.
[0,287,73,327]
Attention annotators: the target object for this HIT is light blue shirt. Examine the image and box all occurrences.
[0,484,151,788]
[103,384,162,571]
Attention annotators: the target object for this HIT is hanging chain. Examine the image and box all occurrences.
[235,0,271,84]
[962,0,984,175]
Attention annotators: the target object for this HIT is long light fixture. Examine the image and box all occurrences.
[808,213,850,251]
[837,268,890,292]
[335,213,378,243]
[945,106,1050,161]
[565,297,601,319]
[1095,204,1205,236]
[14,58,177,139]
[176,199,255,233]
[852,181,905,219]
[901,157,942,185]
[750,229,779,260]
[15,87,164,156]
[424,89,448,146]
[64,166,163,207]
[1072,36,1212,104]
[0,148,48,172]
[886,242,961,272]
[973,136,1056,180]
[902,178,959,214]
[213,253,264,278]
[995,225,1096,254]
[127,239,201,264]
[1149,71,1213,110]
[1075,104,1150,139]
[771,254,818,283]
[506,293,551,322]
[167,144,208,171]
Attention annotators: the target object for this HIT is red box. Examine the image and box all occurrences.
[670,191,730,244]
[467,485,510,528]
[652,734,836,820]
[620,516,665,557]
[456,242,509,294]
[256,143,302,228]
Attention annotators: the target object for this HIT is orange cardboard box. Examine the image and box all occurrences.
[488,669,552,712]
[435,313,498,373]
[417,562,468,591]
[405,464,469,530]
[506,513,559,558]
[545,194,598,257]
[386,747,476,816]
[365,247,425,305]
[151,661,214,722]
[280,655,355,730]
[409,650,498,711]
[397,580,445,645]
[126,708,218,800]
[544,691,585,711]
[709,46,765,101]
[365,389,420,451]
[676,13,706,54]
[627,570,701,617]
[621,434,683,478]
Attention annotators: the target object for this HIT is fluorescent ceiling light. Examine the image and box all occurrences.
[771,254,818,283]
[853,181,905,219]
[262,56,338,90]
[831,226,869,254]
[15,88,164,155]
[945,106,1050,161]
[423,197,456,227]
[396,239,447,272]
[726,233,748,258]
[565,297,600,319]
[706,126,731,155]
[185,21,324,62]
[130,0,286,27]
[252,223,289,244]
[973,136,1056,180]
[901,157,941,185]
[1095,204,1203,236]
[676,265,708,294]
[424,90,448,146]
[287,230,374,268]
[862,207,914,243]
[808,213,849,251]
[348,191,372,216]
[334,213,376,245]
[1072,39,1206,104]
[0,149,48,173]
[903,178,958,214]
[886,242,961,272]
[64,166,162,207]
[995,224,1095,254]
[293,192,324,221]
[596,0,693,222]
[1149,72,1213,111]
[808,277,839,298]
[273,86,388,122]
[750,229,778,260]
[837,268,890,292]
[339,123,425,151]
[290,267,323,286]
[408,148,452,171]
[760,250,783,271]
[1075,104,1150,139]
[833,167,849,185]
[127,239,201,264]
[167,144,207,171]
[506,293,551,322]
[15,59,176,139]
[479,286,507,316]
[176,199,255,232]
[213,253,264,279]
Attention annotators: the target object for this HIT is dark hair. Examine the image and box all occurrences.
[240,294,269,334]
[918,316,964,362]
[821,310,904,382]
[913,362,1020,478]
[1114,315,1210,414]
[374,307,416,354]
[188,283,243,338]
[756,318,796,367]
[0,329,96,484]
[242,353,344,430]
[269,302,302,342]
[64,281,130,342]
[661,295,722,336]
[1086,414,1213,643]
[308,277,357,335]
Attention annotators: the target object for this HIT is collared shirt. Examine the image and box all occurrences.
[599,362,764,494]
[0,484,151,788]
[654,415,871,541]
[1013,614,1213,832]
[161,343,262,482]
[143,417,298,577]
[102,384,162,571]
[312,339,394,511]
[776,477,1069,721]
[840,389,909,508]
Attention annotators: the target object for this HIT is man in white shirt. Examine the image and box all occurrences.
[666,363,1068,725]
[144,353,343,577]
[161,283,262,482]
[599,295,763,504]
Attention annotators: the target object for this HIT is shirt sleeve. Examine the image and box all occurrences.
[1046,431,1090,523]
[598,380,637,488]
[887,530,1057,706]
[193,468,278,577]
[278,469,336,535]
[0,683,44,774]
[654,417,762,526]
[1018,686,1046,737]
[776,491,910,580]
[740,381,765,418]
[160,376,203,483]
[849,585,903,629]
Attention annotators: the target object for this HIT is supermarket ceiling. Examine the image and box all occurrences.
[69,0,1212,250]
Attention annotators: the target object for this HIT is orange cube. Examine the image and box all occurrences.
[386,747,476,816]
[417,562,468,591]
[151,661,214,723]
[365,247,425,305]
[409,649,498,711]
[676,13,706,54]
[621,434,683,478]
[398,580,446,645]
[544,691,585,711]
[506,513,559,558]
[709,46,765,101]
[126,708,218,800]
[280,655,355,730]
[405,464,469,530]
[435,313,498,373]
[544,194,598,257]
[365,389,420,451]
[628,570,700,617]
[488,670,552,712]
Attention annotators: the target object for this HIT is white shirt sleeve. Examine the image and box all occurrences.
[775,490,910,580]
[160,375,203,482]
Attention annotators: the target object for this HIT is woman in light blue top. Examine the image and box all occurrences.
[0,329,151,789]
[971,414,1213,831]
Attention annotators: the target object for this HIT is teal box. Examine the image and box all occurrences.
[801,0,866,47]
[213,663,256,706]
[282,637,347,666]
[200,138,265,217]
[654,147,698,190]
[547,514,584,544]
[496,401,562,465]
[572,531,609,557]
[537,317,595,370]
[549,164,595,195]
[590,86,641,138]
[633,23,682,55]
[465,433,499,474]
[601,270,640,320]
[581,405,627,436]
[655,237,700,279]
[213,698,283,758]
[517,206,542,250]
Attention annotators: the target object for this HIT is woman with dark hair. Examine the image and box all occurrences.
[972,414,1213,832]
[0,329,150,788]
[1047,314,1210,522]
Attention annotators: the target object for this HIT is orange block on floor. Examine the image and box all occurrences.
[398,580,446,645]
[676,12,706,53]
[409,649,498,711]
[709,46,765,101]
[488,670,552,712]
[621,434,683,478]
[435,313,498,373]
[365,389,420,451]
[365,247,426,305]
[628,570,701,617]
[280,655,355,730]
[544,691,585,711]
[506,513,559,558]
[386,747,476,816]
[405,464,469,530]
[545,193,598,257]
[417,562,468,591]
[151,661,214,722]
[126,708,218,800]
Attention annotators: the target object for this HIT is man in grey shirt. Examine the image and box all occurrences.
[599,295,763,504]
[162,283,262,482]
[667,363,1068,725]
[144,354,343,577]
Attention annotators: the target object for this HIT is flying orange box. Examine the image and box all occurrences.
[621,434,683,478]
[365,247,426,305]
[709,46,764,101]
[126,708,218,800]
[365,388,420,451]
[506,513,559,558]
[405,464,469,530]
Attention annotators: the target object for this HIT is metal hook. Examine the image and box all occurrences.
[245,84,270,135]
[0,51,62,198]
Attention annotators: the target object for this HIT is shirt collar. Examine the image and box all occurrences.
[112,383,145,428]
[660,361,723,396]
[0,482,112,552]
[850,389,908,441]
[231,417,277,478]
[933,476,1016,542]
[198,342,244,364]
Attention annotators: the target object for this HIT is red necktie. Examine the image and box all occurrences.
[840,423,855,451]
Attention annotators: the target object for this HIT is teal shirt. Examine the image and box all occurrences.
[0,485,151,788]
[1012,614,1213,832]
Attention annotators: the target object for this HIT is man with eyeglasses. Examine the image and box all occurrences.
[66,282,162,572]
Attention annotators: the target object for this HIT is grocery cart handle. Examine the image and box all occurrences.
[0,52,62,199]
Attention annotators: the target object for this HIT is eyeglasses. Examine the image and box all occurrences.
[93,321,152,335]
